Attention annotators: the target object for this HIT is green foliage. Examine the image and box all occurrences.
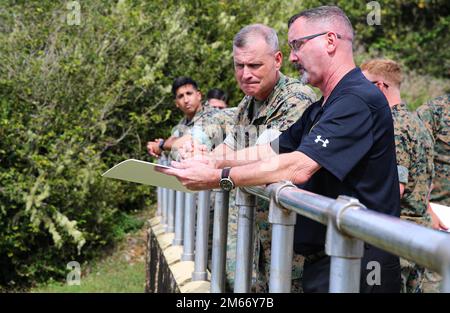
[0,0,448,289]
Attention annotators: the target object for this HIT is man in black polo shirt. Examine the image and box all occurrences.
[159,6,401,292]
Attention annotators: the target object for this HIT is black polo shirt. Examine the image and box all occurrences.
[270,67,400,254]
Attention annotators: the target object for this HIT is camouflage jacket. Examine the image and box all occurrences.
[392,102,434,224]
[221,107,238,120]
[223,72,317,150]
[416,94,450,206]
[172,101,235,152]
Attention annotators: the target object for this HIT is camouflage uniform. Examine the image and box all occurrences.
[223,73,316,292]
[416,94,449,293]
[171,101,235,270]
[171,101,235,158]
[416,94,450,206]
[391,102,435,293]
[222,107,238,120]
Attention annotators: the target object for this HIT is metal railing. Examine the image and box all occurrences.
[154,155,450,293]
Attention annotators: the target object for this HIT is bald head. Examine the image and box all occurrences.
[288,6,354,43]
[233,24,280,54]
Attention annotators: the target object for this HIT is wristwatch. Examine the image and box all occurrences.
[219,167,235,191]
[158,139,165,151]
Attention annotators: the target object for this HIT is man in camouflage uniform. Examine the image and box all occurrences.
[417,95,450,208]
[204,24,316,292]
[416,94,450,293]
[362,59,435,293]
[146,77,234,159]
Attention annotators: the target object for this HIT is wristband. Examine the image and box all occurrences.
[158,139,165,151]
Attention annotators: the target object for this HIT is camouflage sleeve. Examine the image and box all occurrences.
[223,102,246,151]
[268,85,317,131]
[416,104,435,138]
[394,126,412,175]
[193,111,235,151]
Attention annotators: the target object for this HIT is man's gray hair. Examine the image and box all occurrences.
[288,6,354,41]
[233,24,279,53]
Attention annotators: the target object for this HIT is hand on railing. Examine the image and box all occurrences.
[428,203,449,231]
[178,140,220,169]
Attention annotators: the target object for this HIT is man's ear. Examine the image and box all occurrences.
[326,32,339,53]
[274,51,283,70]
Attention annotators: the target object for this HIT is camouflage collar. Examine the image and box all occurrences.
[179,102,214,127]
[246,72,289,124]
[392,102,408,112]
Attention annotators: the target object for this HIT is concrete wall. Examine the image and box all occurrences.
[145,216,211,293]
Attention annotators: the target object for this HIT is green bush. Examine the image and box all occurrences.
[0,0,448,289]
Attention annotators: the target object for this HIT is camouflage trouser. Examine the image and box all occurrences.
[422,269,442,293]
[400,258,426,293]
[400,259,442,293]
[400,215,438,293]
[225,190,304,293]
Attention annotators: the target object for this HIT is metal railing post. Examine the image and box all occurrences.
[173,191,185,245]
[161,155,169,229]
[156,157,164,217]
[438,241,450,293]
[268,183,297,293]
[165,154,175,233]
[181,192,197,261]
[166,187,176,233]
[210,189,229,293]
[326,196,365,293]
[442,260,450,293]
[192,190,211,281]
[234,188,256,293]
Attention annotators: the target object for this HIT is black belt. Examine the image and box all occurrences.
[304,250,327,264]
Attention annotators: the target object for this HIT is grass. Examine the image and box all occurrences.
[31,209,152,293]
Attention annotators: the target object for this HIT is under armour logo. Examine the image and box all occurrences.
[314,135,329,147]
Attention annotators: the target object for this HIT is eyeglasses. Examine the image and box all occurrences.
[371,81,389,88]
[288,31,342,52]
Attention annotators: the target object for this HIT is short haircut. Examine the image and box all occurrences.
[207,88,228,103]
[360,59,403,88]
[288,6,354,41]
[233,24,279,53]
[171,77,199,98]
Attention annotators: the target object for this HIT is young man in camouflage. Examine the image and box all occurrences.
[361,59,435,293]
[146,77,234,158]
[204,24,316,292]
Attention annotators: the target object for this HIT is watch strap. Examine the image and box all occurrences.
[221,167,231,179]
[158,139,165,150]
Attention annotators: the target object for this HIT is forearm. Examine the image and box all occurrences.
[163,135,179,150]
[230,151,320,187]
[171,135,191,150]
[214,143,276,168]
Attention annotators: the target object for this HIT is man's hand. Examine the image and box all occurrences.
[179,140,208,159]
[428,204,449,231]
[178,140,220,167]
[156,159,220,191]
[147,139,163,157]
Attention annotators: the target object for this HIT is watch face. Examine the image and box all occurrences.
[220,179,233,191]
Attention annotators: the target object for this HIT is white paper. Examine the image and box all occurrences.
[102,159,193,193]
[430,202,450,232]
